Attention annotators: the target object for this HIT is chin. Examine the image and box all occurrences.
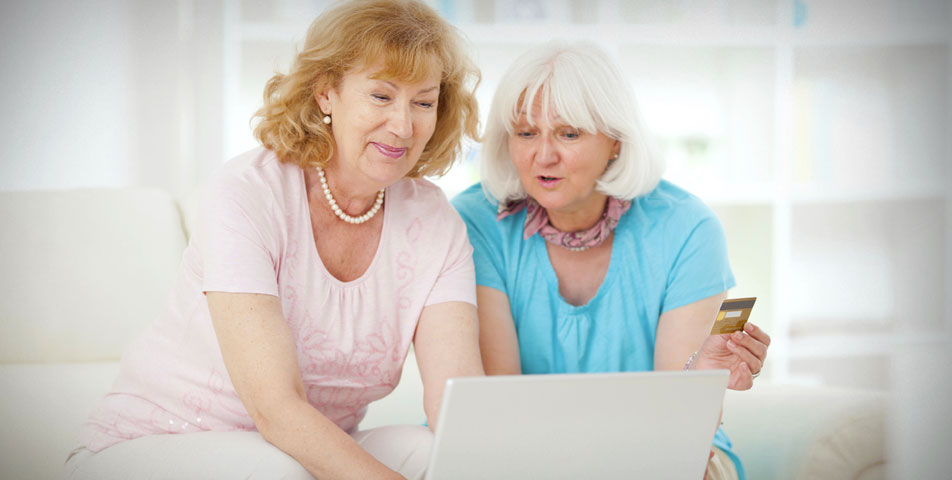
[527,191,567,211]
[366,159,414,185]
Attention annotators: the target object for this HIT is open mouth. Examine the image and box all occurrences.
[537,175,561,187]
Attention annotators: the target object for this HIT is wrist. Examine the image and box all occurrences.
[683,350,699,370]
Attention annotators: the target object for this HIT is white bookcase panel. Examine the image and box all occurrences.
[792,0,951,39]
[789,354,890,390]
[712,205,774,335]
[618,0,776,27]
[792,45,948,196]
[618,46,775,201]
[229,41,298,158]
[789,199,946,337]
[240,0,334,24]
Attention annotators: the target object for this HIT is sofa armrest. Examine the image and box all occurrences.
[722,383,887,480]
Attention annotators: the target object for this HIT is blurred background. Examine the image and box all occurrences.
[1,0,949,476]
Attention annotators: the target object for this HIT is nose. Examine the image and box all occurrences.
[534,135,558,167]
[389,104,413,139]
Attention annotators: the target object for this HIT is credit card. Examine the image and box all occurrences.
[710,297,756,335]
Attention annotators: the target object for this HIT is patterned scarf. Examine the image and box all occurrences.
[496,196,631,251]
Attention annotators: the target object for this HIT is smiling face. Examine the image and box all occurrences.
[508,96,620,230]
[316,64,441,192]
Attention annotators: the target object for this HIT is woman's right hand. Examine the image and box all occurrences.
[694,322,771,391]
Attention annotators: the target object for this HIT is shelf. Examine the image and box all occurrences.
[791,0,951,45]
[234,24,789,48]
[792,44,949,192]
[442,0,777,29]
[791,28,951,47]
[789,183,950,204]
[238,21,310,43]
[788,353,891,390]
[456,24,780,47]
[788,332,945,358]
[679,184,777,206]
[789,199,947,335]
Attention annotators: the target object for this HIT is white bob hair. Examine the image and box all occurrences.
[480,42,664,204]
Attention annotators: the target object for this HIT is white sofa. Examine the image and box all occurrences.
[0,187,887,479]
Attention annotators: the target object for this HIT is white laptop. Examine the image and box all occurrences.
[425,370,729,480]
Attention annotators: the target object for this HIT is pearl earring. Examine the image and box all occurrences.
[322,115,331,125]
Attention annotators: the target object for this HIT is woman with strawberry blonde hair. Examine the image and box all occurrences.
[68,1,482,478]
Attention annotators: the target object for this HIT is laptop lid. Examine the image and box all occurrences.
[425,370,729,480]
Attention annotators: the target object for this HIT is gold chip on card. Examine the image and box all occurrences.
[710,297,756,335]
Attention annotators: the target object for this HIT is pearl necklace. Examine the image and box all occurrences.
[316,167,384,224]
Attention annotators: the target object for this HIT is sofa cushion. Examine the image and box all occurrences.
[0,362,120,480]
[723,383,886,480]
[0,188,186,363]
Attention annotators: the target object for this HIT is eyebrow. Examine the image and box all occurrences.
[383,80,439,95]
[513,114,571,127]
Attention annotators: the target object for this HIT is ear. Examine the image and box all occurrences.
[611,140,621,158]
[313,83,334,115]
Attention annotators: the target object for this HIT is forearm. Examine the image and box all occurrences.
[421,335,484,431]
[257,398,402,480]
[475,286,522,376]
[654,292,727,370]
[416,301,485,431]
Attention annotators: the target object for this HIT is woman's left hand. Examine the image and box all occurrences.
[694,322,770,390]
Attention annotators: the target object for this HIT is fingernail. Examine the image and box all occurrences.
[727,340,736,348]
[733,332,744,341]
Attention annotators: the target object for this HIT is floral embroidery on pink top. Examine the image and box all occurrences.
[79,148,476,452]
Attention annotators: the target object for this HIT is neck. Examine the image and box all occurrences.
[545,194,608,232]
[306,164,381,216]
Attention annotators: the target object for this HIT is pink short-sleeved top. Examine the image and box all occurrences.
[80,148,476,452]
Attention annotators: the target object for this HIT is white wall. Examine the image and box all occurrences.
[0,0,222,199]
[0,0,136,190]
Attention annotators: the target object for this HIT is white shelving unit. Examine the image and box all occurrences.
[221,0,951,390]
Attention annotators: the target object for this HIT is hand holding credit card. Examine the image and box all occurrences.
[710,297,756,335]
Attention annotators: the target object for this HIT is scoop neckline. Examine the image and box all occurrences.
[300,168,393,288]
[531,216,622,313]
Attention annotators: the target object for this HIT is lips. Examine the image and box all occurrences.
[372,142,407,159]
[537,175,562,188]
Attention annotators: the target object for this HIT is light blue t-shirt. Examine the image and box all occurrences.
[452,180,745,478]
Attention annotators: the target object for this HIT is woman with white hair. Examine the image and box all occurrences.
[452,42,770,479]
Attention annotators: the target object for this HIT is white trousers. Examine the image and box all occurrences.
[63,425,433,480]
[708,447,739,480]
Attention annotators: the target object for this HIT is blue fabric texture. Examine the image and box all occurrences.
[452,180,745,479]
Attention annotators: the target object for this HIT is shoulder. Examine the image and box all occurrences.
[387,177,473,239]
[391,176,446,202]
[452,183,518,239]
[389,177,454,216]
[210,147,300,198]
[451,183,504,229]
[631,179,720,233]
[202,147,303,233]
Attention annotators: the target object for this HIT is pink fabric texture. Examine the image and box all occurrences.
[496,195,631,250]
[80,148,475,452]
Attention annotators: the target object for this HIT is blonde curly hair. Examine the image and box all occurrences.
[253,0,480,178]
